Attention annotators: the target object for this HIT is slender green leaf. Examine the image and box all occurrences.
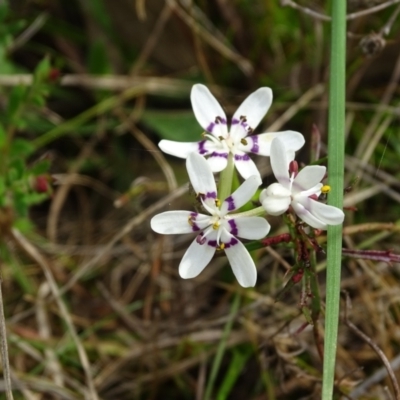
[204,292,241,400]
[322,1,346,399]
[141,111,201,142]
[217,347,252,400]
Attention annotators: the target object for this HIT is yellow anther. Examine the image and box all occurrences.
[215,198,221,208]
[212,221,220,230]
[217,243,225,251]
[240,138,248,145]
[188,217,194,226]
[321,185,331,194]
[201,131,206,137]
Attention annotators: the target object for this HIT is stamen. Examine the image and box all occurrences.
[212,221,220,230]
[240,138,248,145]
[321,185,331,193]
[289,160,299,176]
[196,192,205,201]
[188,217,194,226]
[196,234,206,245]
[215,198,221,208]
[205,133,222,145]
[215,116,223,124]
[217,243,225,251]
[239,115,247,122]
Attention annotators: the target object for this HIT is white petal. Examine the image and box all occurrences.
[206,152,229,172]
[228,216,270,240]
[233,153,261,179]
[179,239,215,279]
[191,84,228,138]
[151,211,198,234]
[186,152,217,196]
[292,165,326,194]
[300,183,323,198]
[158,140,200,158]
[270,137,290,187]
[220,175,261,214]
[158,139,222,158]
[230,87,273,140]
[237,133,275,156]
[297,197,345,228]
[291,200,327,230]
[260,184,291,215]
[237,131,304,157]
[274,130,305,152]
[224,237,257,287]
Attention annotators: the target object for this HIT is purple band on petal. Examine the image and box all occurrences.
[205,191,217,199]
[234,154,250,161]
[189,212,201,231]
[228,219,238,235]
[232,118,248,136]
[210,151,228,159]
[206,122,215,133]
[206,117,227,133]
[224,196,235,211]
[208,236,238,248]
[224,237,238,248]
[250,136,259,153]
[198,140,208,155]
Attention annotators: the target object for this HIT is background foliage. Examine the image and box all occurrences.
[0,0,399,399]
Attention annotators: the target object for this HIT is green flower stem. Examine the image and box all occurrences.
[218,153,234,201]
[322,0,346,399]
[236,205,266,218]
[204,291,241,400]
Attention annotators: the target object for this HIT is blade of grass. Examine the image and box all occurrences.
[216,346,251,400]
[203,291,241,400]
[0,278,14,400]
[322,1,346,399]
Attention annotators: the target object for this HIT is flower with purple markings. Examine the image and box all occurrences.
[151,152,270,287]
[159,84,305,179]
[260,137,345,230]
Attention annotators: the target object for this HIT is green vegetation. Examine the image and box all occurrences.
[0,1,399,399]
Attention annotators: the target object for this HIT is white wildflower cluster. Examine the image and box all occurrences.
[151,84,344,287]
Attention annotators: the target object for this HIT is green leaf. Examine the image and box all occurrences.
[0,122,7,149]
[141,111,202,142]
[0,177,5,206]
[88,40,111,75]
[0,2,8,23]
[9,256,36,295]
[13,190,28,217]
[10,138,35,157]
[34,56,51,83]
[0,176,5,194]
[13,217,34,233]
[24,192,49,206]
[30,159,51,176]
[8,158,26,181]
[216,347,252,400]
[87,0,113,34]
[6,85,27,122]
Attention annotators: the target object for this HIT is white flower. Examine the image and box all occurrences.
[260,137,345,230]
[159,84,305,179]
[151,152,270,287]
